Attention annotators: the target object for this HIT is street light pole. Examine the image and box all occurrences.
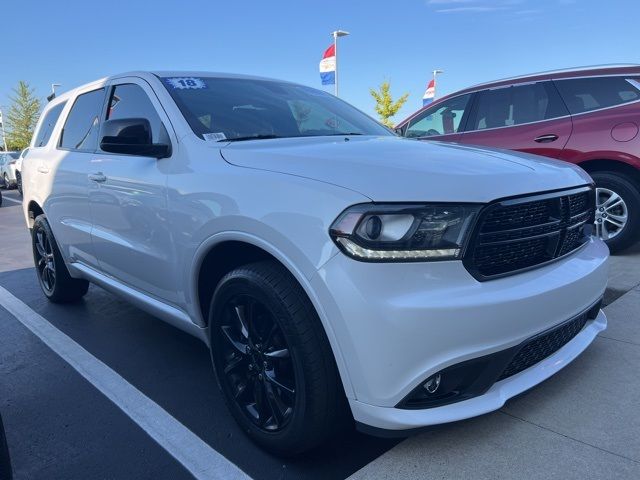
[0,109,7,152]
[331,30,349,97]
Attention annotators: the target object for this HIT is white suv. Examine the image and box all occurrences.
[22,72,609,454]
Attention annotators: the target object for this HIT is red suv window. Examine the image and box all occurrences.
[469,82,568,131]
[554,76,640,114]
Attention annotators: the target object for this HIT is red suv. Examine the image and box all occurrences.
[396,65,640,252]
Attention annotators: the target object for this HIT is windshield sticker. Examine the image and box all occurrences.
[165,77,207,90]
[203,132,227,142]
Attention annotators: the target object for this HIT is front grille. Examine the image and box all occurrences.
[498,310,590,380]
[465,187,594,279]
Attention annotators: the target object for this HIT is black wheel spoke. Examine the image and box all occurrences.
[264,348,289,359]
[36,232,46,257]
[223,354,246,375]
[253,377,267,426]
[221,326,249,355]
[233,305,250,340]
[264,369,295,395]
[263,378,289,428]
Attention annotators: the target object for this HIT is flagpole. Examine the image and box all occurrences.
[331,30,349,97]
[432,69,444,100]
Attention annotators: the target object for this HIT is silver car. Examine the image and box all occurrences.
[0,151,20,188]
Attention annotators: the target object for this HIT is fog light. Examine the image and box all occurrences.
[423,373,441,394]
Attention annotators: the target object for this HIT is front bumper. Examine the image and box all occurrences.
[312,237,608,430]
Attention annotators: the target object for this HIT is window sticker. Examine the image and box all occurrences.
[165,77,207,90]
[203,132,227,142]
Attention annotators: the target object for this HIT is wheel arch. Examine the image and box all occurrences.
[27,200,44,229]
[578,159,640,189]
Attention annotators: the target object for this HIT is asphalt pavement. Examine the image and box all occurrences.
[1,188,639,480]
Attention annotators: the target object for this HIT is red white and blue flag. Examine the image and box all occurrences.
[422,79,435,106]
[319,44,336,85]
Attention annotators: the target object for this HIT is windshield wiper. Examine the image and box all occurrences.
[324,132,364,136]
[222,134,282,142]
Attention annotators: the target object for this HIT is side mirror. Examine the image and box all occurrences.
[394,126,405,137]
[100,118,170,158]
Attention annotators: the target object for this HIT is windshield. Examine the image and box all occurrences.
[160,76,391,141]
[8,152,19,159]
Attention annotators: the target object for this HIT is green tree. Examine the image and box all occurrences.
[369,81,409,128]
[5,81,41,151]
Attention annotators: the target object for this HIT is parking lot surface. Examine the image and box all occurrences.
[1,188,639,479]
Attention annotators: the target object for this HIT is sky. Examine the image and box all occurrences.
[1,0,638,124]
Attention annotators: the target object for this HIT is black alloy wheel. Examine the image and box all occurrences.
[219,294,295,432]
[34,226,56,294]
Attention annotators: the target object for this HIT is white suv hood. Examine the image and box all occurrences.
[220,136,592,202]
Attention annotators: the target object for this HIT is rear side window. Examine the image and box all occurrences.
[470,82,568,131]
[554,76,640,114]
[59,89,105,151]
[33,101,66,148]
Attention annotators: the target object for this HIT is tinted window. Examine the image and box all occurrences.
[33,102,66,148]
[106,84,165,143]
[60,89,105,151]
[161,76,390,141]
[554,76,640,114]
[471,82,568,131]
[8,152,19,159]
[405,94,472,138]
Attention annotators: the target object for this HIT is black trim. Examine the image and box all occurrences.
[395,296,602,410]
[463,185,595,281]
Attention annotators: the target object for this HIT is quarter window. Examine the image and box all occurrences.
[554,76,640,114]
[405,93,472,138]
[471,82,568,131]
[60,89,105,151]
[33,101,66,148]
[105,84,166,143]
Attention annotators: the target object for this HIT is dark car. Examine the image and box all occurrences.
[396,64,640,252]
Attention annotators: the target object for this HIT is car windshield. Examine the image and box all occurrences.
[160,76,391,141]
[8,152,19,159]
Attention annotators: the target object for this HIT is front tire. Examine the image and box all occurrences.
[591,172,640,253]
[16,172,22,195]
[32,215,89,303]
[209,260,347,455]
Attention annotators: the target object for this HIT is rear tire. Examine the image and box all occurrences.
[209,260,347,455]
[591,172,640,253]
[32,215,89,303]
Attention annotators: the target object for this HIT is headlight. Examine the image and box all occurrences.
[329,203,481,262]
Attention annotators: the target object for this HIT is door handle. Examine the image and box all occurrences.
[88,172,107,183]
[37,166,49,174]
[534,134,559,143]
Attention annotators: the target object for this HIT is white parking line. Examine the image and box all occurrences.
[0,285,251,480]
[1,195,22,205]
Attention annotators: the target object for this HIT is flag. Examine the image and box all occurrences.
[422,79,435,106]
[319,44,336,85]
